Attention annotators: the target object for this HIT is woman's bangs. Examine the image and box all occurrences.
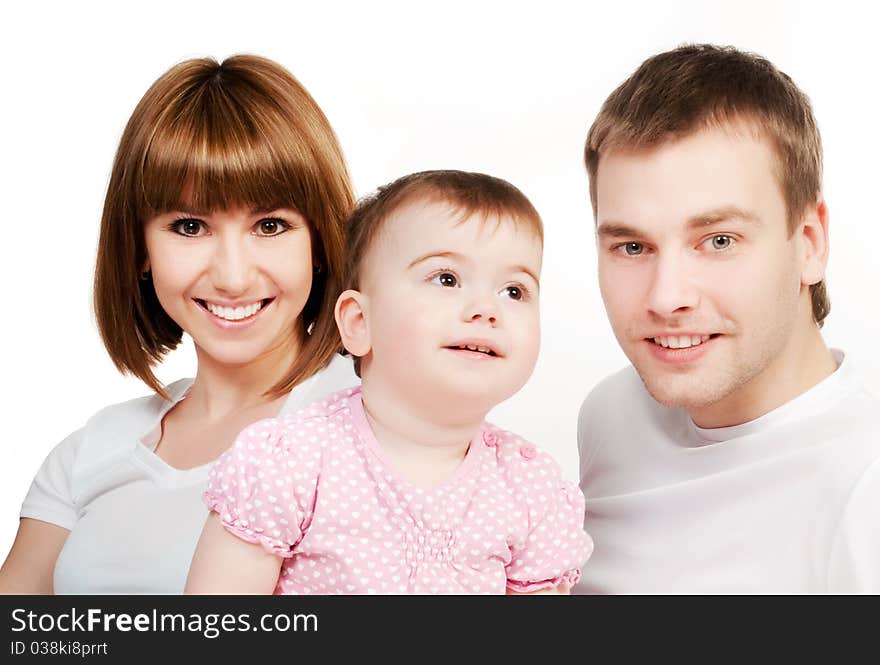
[138,93,308,218]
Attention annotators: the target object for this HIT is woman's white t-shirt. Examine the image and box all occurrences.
[20,355,358,594]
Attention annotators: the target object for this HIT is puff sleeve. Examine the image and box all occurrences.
[203,416,322,558]
[504,448,594,593]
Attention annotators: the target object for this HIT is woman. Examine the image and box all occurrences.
[0,55,357,593]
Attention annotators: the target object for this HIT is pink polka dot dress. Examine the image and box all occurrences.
[204,387,593,594]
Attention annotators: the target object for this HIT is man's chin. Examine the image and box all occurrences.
[635,370,731,411]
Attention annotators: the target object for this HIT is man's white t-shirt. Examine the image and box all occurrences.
[20,355,358,594]
[574,350,880,593]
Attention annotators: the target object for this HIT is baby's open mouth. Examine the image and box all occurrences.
[445,344,498,357]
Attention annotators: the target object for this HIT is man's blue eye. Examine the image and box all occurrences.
[624,242,643,255]
[711,235,733,250]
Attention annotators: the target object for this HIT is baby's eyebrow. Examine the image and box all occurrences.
[407,251,464,269]
[409,252,540,286]
[509,265,540,287]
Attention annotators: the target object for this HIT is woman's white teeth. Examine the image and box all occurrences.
[206,301,263,321]
[653,335,711,349]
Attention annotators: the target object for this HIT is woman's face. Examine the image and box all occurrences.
[143,206,314,371]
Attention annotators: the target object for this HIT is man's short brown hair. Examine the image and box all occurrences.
[93,55,355,398]
[343,169,543,375]
[584,44,829,325]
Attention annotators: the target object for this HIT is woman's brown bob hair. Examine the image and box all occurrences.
[94,55,355,399]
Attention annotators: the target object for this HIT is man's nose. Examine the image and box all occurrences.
[645,252,700,317]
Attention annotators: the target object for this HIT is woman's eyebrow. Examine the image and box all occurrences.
[170,204,208,217]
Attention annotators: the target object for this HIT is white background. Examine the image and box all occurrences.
[1,1,878,556]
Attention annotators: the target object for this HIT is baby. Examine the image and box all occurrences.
[186,170,592,594]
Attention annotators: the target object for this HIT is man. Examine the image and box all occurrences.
[575,44,879,593]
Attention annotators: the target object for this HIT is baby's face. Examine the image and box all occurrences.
[358,199,542,417]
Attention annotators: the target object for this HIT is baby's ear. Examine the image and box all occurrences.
[335,289,371,358]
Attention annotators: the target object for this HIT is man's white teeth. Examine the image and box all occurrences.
[206,301,263,321]
[458,344,493,355]
[653,335,711,349]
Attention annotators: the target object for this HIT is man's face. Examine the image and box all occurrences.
[595,123,814,421]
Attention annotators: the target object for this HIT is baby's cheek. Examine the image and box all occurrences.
[514,313,542,371]
[373,311,429,367]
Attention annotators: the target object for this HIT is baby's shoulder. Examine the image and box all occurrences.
[250,386,360,451]
[480,423,564,484]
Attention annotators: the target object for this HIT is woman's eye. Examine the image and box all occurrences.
[431,272,458,287]
[256,218,290,236]
[503,285,524,301]
[709,235,734,250]
[172,219,206,236]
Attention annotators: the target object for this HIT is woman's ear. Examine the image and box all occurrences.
[335,289,371,358]
[799,198,830,287]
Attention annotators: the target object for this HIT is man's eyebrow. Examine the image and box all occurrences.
[687,206,761,229]
[596,207,761,239]
[408,251,540,286]
[595,222,642,239]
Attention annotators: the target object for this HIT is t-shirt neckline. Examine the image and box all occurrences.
[687,348,852,445]
[136,367,327,482]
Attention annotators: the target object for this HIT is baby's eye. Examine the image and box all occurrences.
[502,285,524,301]
[431,272,458,288]
[255,218,291,236]
[171,219,207,237]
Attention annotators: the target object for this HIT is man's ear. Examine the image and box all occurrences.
[798,198,830,287]
[335,289,371,358]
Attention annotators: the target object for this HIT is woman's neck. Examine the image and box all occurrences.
[186,337,302,420]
